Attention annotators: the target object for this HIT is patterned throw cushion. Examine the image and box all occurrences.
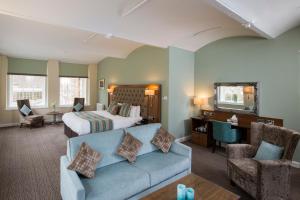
[73,103,83,112]
[117,132,143,163]
[254,140,284,160]
[152,127,175,153]
[67,142,101,178]
[20,104,32,116]
[119,103,131,117]
[107,102,119,115]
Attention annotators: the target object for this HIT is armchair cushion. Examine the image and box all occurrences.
[228,158,257,183]
[227,158,258,198]
[254,141,284,160]
[74,103,83,112]
[20,104,32,116]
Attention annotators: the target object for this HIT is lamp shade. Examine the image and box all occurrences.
[193,97,204,106]
[145,88,155,96]
[107,88,114,94]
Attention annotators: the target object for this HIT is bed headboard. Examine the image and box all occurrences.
[108,84,161,123]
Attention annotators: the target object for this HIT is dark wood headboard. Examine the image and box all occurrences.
[108,84,161,123]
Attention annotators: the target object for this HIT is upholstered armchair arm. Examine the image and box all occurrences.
[227,144,256,159]
[60,156,85,200]
[257,160,291,200]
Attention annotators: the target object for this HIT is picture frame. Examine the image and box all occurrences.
[99,79,105,89]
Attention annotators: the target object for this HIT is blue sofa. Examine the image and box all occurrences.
[60,123,192,200]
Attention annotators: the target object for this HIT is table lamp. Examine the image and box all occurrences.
[193,97,204,116]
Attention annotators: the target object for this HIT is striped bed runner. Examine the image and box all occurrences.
[74,112,113,133]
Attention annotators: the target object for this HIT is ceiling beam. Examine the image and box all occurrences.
[208,0,275,39]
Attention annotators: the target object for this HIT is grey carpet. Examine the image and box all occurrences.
[0,124,67,200]
[0,125,299,200]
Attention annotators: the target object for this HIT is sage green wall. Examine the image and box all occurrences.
[168,47,195,138]
[8,57,47,75]
[195,26,300,161]
[97,46,169,128]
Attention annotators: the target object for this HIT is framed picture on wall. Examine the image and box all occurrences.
[99,79,105,89]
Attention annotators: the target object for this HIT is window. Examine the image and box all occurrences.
[218,86,244,105]
[59,77,88,106]
[7,75,47,108]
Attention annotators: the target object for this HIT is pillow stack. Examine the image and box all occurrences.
[119,103,131,117]
[107,102,119,115]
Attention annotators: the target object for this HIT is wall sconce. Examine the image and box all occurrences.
[145,88,155,96]
[107,88,114,94]
[145,88,155,121]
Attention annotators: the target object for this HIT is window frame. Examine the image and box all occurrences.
[6,74,48,110]
[59,76,89,107]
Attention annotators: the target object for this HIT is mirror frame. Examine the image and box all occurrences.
[214,82,259,115]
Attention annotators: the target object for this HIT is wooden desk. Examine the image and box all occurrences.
[201,110,283,144]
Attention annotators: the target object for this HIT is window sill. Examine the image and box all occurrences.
[58,105,91,108]
[6,106,48,111]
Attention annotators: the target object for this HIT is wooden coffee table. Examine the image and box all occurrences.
[141,174,239,200]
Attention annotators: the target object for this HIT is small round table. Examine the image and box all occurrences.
[47,111,63,125]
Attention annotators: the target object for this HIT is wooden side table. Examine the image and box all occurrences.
[47,111,63,125]
[191,116,213,147]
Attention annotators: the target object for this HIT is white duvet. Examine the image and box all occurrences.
[62,110,142,135]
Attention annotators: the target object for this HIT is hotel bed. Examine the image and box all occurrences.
[62,110,142,136]
[63,84,161,137]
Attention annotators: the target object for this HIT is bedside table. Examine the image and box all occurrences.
[135,119,149,126]
[191,116,213,147]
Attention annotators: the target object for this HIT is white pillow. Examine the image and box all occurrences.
[130,106,141,118]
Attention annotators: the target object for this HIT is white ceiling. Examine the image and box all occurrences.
[0,0,299,64]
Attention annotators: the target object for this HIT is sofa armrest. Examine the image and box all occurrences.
[227,144,256,159]
[170,142,192,159]
[257,160,291,200]
[60,156,85,200]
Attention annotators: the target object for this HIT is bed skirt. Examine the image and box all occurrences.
[64,124,79,138]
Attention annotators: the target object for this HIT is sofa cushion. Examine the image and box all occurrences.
[81,161,150,200]
[117,133,143,163]
[67,123,161,169]
[151,127,175,153]
[133,151,190,186]
[228,158,257,183]
[67,142,101,178]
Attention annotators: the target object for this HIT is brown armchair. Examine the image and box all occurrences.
[72,98,85,112]
[17,99,44,128]
[227,122,300,200]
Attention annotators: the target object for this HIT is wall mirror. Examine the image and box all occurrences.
[214,82,259,115]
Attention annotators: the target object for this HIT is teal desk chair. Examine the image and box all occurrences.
[211,120,242,153]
